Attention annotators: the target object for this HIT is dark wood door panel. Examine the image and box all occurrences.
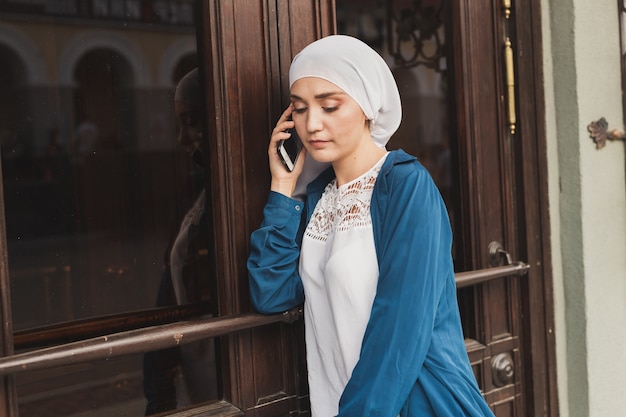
[448,0,556,413]
[467,336,522,416]
[200,0,333,413]
[485,278,518,338]
[448,0,532,415]
[491,394,520,417]
[450,0,514,267]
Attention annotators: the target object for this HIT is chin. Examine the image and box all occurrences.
[307,149,335,164]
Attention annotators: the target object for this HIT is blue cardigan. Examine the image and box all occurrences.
[247,149,494,417]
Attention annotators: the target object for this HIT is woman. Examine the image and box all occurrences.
[247,35,494,417]
[143,68,217,415]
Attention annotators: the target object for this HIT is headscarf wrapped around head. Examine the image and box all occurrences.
[175,68,200,105]
[289,35,402,199]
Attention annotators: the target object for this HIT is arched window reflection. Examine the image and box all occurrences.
[0,1,220,415]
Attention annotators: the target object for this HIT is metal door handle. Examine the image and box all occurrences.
[455,242,530,288]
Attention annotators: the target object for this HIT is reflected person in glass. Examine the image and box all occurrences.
[142,68,217,415]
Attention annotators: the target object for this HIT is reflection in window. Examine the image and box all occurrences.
[0,0,219,415]
[0,0,194,24]
[337,0,453,224]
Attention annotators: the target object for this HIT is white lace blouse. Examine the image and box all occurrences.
[299,153,388,417]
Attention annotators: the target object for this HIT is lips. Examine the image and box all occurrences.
[308,139,328,148]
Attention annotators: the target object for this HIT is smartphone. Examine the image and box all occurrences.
[277,125,303,172]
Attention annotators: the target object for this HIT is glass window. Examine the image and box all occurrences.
[0,1,219,415]
[337,0,454,237]
[337,0,481,340]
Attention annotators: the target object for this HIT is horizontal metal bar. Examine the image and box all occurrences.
[15,263,531,350]
[455,261,530,288]
[14,302,215,350]
[0,263,528,376]
[0,308,301,377]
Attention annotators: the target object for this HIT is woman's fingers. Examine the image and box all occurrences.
[271,106,295,143]
[267,105,302,197]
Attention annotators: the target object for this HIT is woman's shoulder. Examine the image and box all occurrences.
[381,149,434,185]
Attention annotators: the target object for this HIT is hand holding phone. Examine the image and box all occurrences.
[277,122,303,172]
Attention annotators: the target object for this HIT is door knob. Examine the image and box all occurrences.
[491,352,514,387]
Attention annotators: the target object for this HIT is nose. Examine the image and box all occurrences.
[305,108,324,133]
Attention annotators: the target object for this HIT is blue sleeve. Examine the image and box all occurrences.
[337,165,454,416]
[247,191,306,314]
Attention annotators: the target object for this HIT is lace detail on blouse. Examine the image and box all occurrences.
[305,155,387,242]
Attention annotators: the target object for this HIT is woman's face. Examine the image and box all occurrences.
[175,100,202,154]
[290,77,370,165]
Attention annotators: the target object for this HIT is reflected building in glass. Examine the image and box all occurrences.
[0,1,219,415]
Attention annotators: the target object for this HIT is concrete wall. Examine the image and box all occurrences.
[542,0,626,415]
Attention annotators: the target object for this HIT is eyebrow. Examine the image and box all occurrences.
[290,91,346,101]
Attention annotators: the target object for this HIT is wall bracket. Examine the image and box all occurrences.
[587,117,626,149]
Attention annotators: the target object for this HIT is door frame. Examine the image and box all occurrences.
[515,1,559,414]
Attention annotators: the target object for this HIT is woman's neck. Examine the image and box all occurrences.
[333,138,387,187]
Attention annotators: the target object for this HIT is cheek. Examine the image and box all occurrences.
[336,111,366,135]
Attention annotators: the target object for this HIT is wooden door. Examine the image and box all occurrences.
[166,0,559,415]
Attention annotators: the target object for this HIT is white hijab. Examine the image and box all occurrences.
[288,35,402,200]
